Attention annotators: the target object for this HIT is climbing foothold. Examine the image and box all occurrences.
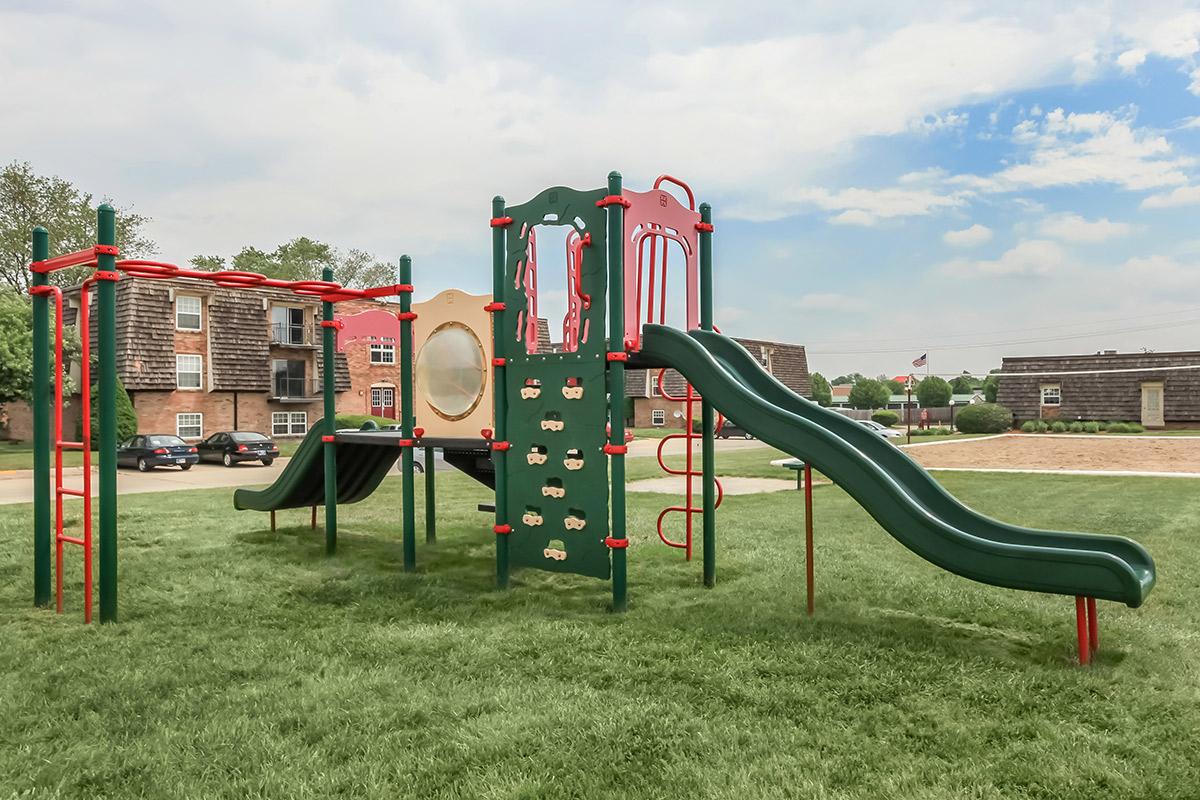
[564,516,586,531]
[561,385,584,400]
[541,484,566,499]
[543,548,567,561]
[521,386,542,400]
[522,512,544,527]
[527,449,548,466]
[540,419,565,432]
[563,457,584,471]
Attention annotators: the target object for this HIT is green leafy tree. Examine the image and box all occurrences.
[916,375,952,407]
[809,372,832,406]
[949,373,976,394]
[193,238,394,288]
[848,378,889,410]
[983,369,1001,403]
[832,372,867,386]
[885,379,904,395]
[0,287,80,403]
[87,375,138,444]
[1,161,155,293]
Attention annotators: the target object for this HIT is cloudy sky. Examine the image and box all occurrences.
[4,1,1200,378]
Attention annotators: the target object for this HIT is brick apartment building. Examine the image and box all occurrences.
[6,276,409,441]
[625,337,811,428]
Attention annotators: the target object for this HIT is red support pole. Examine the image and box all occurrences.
[804,463,814,617]
[1075,596,1090,666]
[1086,596,1099,653]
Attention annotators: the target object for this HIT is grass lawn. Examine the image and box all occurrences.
[630,427,675,440]
[0,441,84,472]
[1,463,1197,798]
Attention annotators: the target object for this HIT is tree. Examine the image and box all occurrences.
[885,379,904,395]
[1,161,155,293]
[192,237,395,288]
[949,373,976,394]
[848,378,889,410]
[832,372,867,386]
[86,375,138,444]
[983,369,1001,403]
[0,287,80,403]
[809,372,832,406]
[916,375,952,407]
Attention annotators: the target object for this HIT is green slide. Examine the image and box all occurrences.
[233,422,400,512]
[638,325,1155,607]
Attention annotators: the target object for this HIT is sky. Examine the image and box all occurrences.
[3,1,1200,379]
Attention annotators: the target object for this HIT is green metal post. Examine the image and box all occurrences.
[31,227,51,607]
[322,266,337,554]
[491,196,510,589]
[399,256,416,571]
[699,202,717,588]
[96,206,118,623]
[606,171,628,612]
[424,446,436,543]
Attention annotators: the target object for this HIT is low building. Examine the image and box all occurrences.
[625,337,810,428]
[998,350,1200,428]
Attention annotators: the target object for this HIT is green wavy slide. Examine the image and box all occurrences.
[638,325,1155,607]
[233,422,400,512]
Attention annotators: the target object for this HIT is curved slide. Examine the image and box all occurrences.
[637,325,1155,607]
[233,422,400,512]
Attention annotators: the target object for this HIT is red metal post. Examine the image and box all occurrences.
[1086,596,1099,653]
[804,463,814,617]
[1075,596,1090,665]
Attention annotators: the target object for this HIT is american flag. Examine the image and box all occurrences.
[912,353,928,368]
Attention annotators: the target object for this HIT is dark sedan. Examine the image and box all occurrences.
[117,435,199,471]
[196,431,280,467]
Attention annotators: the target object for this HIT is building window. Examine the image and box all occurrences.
[651,409,666,426]
[370,343,396,364]
[176,354,203,389]
[650,373,662,397]
[1041,384,1061,406]
[176,413,203,439]
[271,306,307,345]
[272,359,307,397]
[176,295,202,331]
[272,411,308,436]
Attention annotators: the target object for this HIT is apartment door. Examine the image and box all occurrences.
[370,385,396,419]
[1141,382,1164,428]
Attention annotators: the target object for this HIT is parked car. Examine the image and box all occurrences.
[196,431,280,467]
[857,419,904,438]
[717,422,755,440]
[117,434,199,471]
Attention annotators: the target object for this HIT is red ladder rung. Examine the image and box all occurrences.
[58,535,86,546]
[57,440,86,450]
[57,487,87,497]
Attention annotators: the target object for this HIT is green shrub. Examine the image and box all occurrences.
[1050,420,1067,433]
[1096,421,1109,431]
[933,427,953,435]
[955,403,1013,434]
[1068,421,1084,432]
[84,375,138,444]
[872,410,900,427]
[909,428,937,436]
[1126,422,1145,433]
[1021,420,1037,433]
[1106,422,1131,434]
[1082,421,1100,433]
[335,413,397,430]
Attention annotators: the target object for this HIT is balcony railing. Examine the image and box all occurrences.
[270,322,321,348]
[271,377,323,402]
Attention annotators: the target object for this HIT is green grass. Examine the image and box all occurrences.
[630,427,676,440]
[0,440,83,471]
[2,470,1198,798]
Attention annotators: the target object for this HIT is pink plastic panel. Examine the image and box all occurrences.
[515,225,540,354]
[336,308,400,353]
[622,183,701,351]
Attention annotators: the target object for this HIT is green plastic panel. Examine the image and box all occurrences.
[502,186,612,579]
[638,325,1156,607]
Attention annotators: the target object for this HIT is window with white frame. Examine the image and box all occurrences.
[651,409,666,426]
[1041,384,1061,406]
[370,342,396,364]
[176,354,203,389]
[176,413,203,439]
[272,411,308,436]
[176,295,202,331]
[649,373,662,397]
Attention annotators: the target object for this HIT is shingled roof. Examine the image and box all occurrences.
[316,352,352,392]
[626,336,810,398]
[998,350,1200,422]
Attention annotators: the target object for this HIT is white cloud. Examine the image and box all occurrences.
[795,293,869,312]
[829,209,878,226]
[1037,213,1133,242]
[912,110,969,134]
[1120,255,1200,291]
[1116,48,1147,73]
[939,240,1068,277]
[942,224,993,247]
[1141,185,1200,209]
[788,185,966,225]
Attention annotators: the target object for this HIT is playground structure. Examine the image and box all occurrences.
[26,173,1156,665]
